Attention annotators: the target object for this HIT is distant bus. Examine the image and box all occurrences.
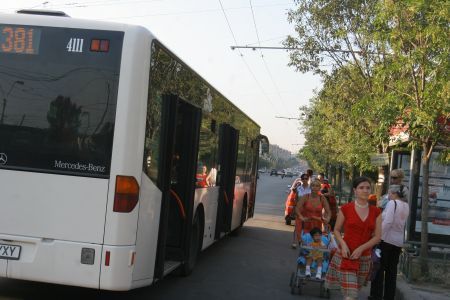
[0,10,268,290]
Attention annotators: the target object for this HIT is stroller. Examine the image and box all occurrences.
[289,224,337,298]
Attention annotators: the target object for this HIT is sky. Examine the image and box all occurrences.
[2,0,322,154]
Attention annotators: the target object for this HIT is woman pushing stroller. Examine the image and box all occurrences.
[295,179,332,238]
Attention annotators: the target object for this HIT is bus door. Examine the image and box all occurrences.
[215,124,239,239]
[248,139,259,218]
[154,94,201,279]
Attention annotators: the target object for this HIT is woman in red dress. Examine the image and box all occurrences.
[325,176,381,300]
[196,165,208,188]
[295,179,331,235]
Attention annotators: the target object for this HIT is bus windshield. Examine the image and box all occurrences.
[0,25,123,178]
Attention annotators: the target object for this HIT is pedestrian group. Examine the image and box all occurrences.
[288,169,410,300]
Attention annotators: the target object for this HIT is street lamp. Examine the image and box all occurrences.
[1,80,24,124]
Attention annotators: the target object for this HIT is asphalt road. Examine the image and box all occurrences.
[0,174,370,299]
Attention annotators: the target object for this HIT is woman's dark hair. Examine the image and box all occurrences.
[310,227,322,237]
[352,176,372,189]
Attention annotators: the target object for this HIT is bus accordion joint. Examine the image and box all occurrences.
[113,175,139,213]
[169,189,186,219]
[223,191,229,205]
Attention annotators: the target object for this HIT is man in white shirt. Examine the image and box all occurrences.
[294,174,311,197]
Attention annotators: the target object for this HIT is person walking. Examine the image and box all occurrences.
[325,176,382,300]
[379,169,409,209]
[295,179,331,235]
[290,174,312,248]
[321,178,338,230]
[295,173,312,197]
[369,185,410,300]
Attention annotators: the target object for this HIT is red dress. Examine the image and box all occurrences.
[325,202,381,298]
[300,194,324,233]
[196,173,207,188]
[341,202,380,256]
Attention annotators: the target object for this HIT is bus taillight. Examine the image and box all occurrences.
[113,175,139,213]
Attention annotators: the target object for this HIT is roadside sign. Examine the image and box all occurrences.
[370,153,389,166]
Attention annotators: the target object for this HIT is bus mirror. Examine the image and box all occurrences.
[261,142,269,154]
[258,134,269,155]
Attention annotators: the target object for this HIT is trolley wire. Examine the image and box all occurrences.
[217,0,280,115]
[248,0,290,116]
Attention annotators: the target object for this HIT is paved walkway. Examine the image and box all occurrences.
[358,271,449,300]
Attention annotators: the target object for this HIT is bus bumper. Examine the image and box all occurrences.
[2,234,102,289]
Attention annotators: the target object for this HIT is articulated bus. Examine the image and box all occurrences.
[0,10,268,290]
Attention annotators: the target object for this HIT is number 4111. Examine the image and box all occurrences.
[67,38,84,53]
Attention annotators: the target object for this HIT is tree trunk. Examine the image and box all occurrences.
[375,165,389,202]
[420,145,430,274]
[338,165,343,205]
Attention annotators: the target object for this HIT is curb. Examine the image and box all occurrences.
[396,276,450,300]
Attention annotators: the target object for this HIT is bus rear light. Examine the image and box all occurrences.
[113,175,139,213]
[90,39,110,52]
[105,251,110,266]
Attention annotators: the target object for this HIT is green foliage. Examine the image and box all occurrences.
[287,0,449,264]
[287,0,449,172]
[374,0,449,153]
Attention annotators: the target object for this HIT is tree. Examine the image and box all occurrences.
[375,0,450,272]
[284,0,399,190]
[47,95,82,144]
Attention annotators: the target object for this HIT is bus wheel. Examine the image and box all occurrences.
[240,200,247,227]
[231,199,247,236]
[181,212,202,276]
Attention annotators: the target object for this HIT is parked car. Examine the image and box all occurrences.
[285,171,294,178]
[270,169,278,176]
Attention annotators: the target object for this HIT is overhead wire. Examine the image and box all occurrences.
[2,1,293,13]
[248,0,290,116]
[217,0,279,114]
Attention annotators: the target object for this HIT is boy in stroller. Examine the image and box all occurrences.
[305,227,327,279]
[290,226,337,297]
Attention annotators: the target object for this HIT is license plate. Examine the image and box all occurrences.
[0,243,21,260]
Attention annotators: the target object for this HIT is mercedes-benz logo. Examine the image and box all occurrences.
[0,153,7,165]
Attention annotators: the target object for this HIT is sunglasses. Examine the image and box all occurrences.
[301,177,308,180]
[391,176,399,179]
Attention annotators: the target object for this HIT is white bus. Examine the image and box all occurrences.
[0,10,268,290]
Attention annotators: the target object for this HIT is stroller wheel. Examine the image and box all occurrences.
[290,284,297,294]
[319,282,330,298]
[289,272,295,287]
[289,272,302,295]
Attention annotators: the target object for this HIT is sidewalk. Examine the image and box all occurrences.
[359,275,450,300]
[395,276,450,300]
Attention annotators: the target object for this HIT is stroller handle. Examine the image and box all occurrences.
[300,220,332,235]
[299,245,330,253]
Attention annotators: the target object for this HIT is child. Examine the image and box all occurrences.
[305,227,327,279]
